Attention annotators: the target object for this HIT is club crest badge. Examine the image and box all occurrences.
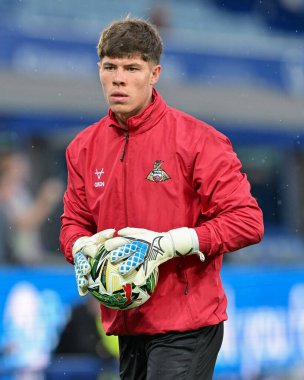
[146,160,171,183]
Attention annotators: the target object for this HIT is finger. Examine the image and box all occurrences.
[118,227,148,236]
[118,249,145,275]
[95,228,116,243]
[104,236,130,252]
[132,269,146,286]
[111,239,148,263]
[74,252,91,275]
[132,264,156,286]
[82,244,99,258]
[78,288,89,296]
[117,240,148,274]
[110,242,138,263]
[76,272,89,296]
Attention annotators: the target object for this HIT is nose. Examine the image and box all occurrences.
[112,68,126,86]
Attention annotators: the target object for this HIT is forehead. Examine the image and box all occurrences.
[101,54,148,65]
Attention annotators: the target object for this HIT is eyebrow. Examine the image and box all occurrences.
[102,61,143,68]
[124,63,142,68]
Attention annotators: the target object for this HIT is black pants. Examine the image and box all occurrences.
[118,322,224,380]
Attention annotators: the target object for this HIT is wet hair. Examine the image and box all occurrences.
[97,17,163,64]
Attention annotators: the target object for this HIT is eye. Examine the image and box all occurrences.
[127,67,139,72]
[104,65,115,71]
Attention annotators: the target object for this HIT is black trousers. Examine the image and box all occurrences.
[118,322,224,380]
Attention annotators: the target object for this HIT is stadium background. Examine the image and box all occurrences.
[0,1,304,379]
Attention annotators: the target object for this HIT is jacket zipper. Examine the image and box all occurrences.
[120,131,129,161]
[184,281,189,295]
[183,266,189,295]
[121,130,130,334]
[121,130,129,227]
[178,262,189,295]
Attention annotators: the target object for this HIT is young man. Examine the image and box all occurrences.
[60,17,264,380]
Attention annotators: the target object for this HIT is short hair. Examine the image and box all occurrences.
[97,17,163,64]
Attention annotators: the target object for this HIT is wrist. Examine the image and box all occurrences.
[189,228,205,261]
[188,228,200,253]
[167,227,194,256]
[167,227,205,261]
[72,235,90,257]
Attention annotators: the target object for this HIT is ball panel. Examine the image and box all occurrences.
[87,245,158,310]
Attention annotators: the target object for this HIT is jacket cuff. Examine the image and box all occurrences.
[194,226,211,256]
[65,233,88,264]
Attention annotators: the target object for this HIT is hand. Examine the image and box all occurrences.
[72,229,115,296]
[105,227,203,286]
[73,251,92,296]
[72,228,116,259]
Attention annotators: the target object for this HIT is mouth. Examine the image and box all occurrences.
[110,92,128,102]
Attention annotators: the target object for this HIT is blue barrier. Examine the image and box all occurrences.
[0,265,303,378]
[217,266,304,377]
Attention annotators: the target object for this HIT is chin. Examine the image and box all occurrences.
[111,104,132,114]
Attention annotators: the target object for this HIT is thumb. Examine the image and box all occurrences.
[94,228,116,243]
[104,236,130,251]
[82,244,99,258]
[118,227,149,237]
[132,268,148,286]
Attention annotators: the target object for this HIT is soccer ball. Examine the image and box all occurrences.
[88,245,158,310]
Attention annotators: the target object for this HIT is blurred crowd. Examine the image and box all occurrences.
[0,149,119,379]
[0,150,64,265]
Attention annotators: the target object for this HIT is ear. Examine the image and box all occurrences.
[150,64,162,85]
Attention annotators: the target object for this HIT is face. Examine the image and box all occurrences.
[98,54,161,127]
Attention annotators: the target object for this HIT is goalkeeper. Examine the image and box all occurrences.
[60,17,264,380]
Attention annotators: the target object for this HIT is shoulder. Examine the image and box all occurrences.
[165,105,230,146]
[67,116,108,156]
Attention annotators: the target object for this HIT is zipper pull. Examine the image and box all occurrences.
[120,131,129,161]
[184,281,189,295]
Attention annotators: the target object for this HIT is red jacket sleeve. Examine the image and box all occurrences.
[193,130,264,257]
[59,146,96,263]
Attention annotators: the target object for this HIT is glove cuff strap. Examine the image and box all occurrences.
[168,228,205,261]
[189,229,205,261]
[168,227,194,256]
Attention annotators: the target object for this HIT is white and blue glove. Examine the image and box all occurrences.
[72,229,115,296]
[105,227,204,286]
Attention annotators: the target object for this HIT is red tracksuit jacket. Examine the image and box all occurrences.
[60,89,264,335]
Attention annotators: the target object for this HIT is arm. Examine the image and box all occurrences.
[60,146,97,263]
[60,145,116,296]
[193,131,264,257]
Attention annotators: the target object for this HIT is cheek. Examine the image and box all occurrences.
[100,78,111,96]
[133,84,150,103]
[135,76,152,92]
[100,73,109,86]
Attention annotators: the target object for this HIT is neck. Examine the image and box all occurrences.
[113,92,154,129]
[114,113,128,129]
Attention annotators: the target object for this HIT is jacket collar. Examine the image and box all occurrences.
[106,88,167,135]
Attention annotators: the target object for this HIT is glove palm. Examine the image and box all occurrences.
[105,227,203,286]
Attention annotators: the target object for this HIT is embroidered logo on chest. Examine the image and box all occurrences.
[146,160,171,183]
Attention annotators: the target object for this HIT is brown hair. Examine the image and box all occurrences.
[97,17,163,64]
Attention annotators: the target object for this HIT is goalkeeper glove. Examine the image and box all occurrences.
[105,227,204,286]
[72,228,115,296]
